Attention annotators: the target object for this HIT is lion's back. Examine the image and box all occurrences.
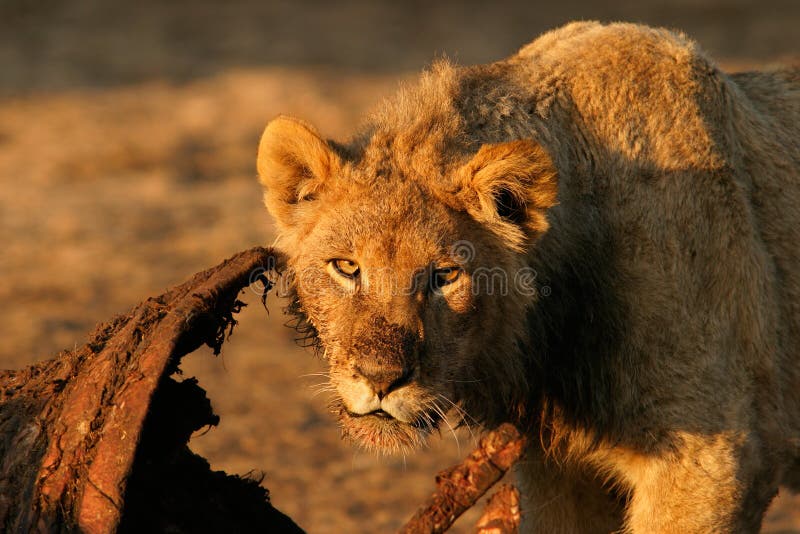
[512,22,735,173]
[509,23,800,471]
[731,67,800,464]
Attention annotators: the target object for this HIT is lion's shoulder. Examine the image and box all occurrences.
[514,21,700,66]
[499,22,736,174]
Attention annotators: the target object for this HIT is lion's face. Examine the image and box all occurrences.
[288,182,507,451]
[257,116,557,452]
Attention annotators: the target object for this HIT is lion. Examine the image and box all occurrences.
[256,21,800,533]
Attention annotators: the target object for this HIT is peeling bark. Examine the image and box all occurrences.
[0,247,301,533]
[474,485,521,534]
[398,423,527,534]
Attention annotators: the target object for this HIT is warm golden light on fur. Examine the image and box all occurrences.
[258,21,800,534]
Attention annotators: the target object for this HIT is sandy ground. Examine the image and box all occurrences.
[1,1,798,532]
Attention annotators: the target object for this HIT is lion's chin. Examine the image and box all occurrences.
[334,403,438,453]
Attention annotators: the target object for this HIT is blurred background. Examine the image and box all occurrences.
[1,1,798,532]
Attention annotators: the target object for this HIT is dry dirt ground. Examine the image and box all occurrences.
[1,1,798,532]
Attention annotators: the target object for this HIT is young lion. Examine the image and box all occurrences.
[257,22,800,533]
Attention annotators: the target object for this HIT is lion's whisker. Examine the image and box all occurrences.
[427,400,461,455]
[308,382,338,399]
[444,378,484,384]
[299,372,332,379]
[436,394,478,444]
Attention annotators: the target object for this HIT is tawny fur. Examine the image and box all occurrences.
[257,21,800,533]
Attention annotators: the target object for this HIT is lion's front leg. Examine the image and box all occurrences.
[622,432,778,533]
[516,445,624,534]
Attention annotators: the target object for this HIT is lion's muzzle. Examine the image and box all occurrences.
[340,317,421,420]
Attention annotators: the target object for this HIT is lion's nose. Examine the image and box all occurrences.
[355,361,413,400]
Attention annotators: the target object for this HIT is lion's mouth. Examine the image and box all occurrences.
[346,407,441,428]
[347,408,393,419]
[337,402,444,451]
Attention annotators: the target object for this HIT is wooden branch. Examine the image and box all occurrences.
[474,484,521,534]
[398,423,527,534]
[0,247,302,534]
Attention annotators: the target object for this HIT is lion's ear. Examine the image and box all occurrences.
[257,115,341,231]
[455,140,558,247]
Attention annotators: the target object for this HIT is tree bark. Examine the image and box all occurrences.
[474,485,521,534]
[0,247,302,533]
[398,423,527,534]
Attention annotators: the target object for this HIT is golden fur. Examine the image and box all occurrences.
[257,22,800,533]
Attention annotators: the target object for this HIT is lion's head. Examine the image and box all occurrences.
[257,112,557,452]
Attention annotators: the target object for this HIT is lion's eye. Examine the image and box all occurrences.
[431,267,461,291]
[330,259,360,279]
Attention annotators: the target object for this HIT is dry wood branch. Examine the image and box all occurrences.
[0,247,302,534]
[399,423,527,534]
[474,484,521,534]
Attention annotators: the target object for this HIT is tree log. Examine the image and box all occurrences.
[398,423,527,534]
[0,247,302,533]
[474,485,521,534]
